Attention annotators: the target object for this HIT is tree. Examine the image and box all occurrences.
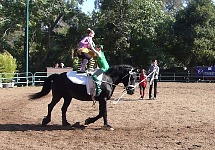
[172,0,215,66]
[128,0,168,68]
[0,1,26,71]
[94,0,168,68]
[160,0,192,11]
[28,0,95,71]
[1,0,214,72]
[94,0,131,65]
[0,0,91,72]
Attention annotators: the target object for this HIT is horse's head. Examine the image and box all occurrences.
[106,65,138,95]
[122,68,137,95]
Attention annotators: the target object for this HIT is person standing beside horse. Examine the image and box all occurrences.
[139,69,147,100]
[77,28,96,73]
[90,45,109,96]
[148,59,159,100]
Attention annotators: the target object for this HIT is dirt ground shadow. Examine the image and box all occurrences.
[0,82,214,149]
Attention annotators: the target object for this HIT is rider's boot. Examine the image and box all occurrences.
[95,82,102,96]
[93,74,102,96]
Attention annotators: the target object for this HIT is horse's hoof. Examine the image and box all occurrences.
[42,117,50,125]
[102,125,114,131]
[71,122,86,130]
[84,118,91,125]
[62,122,71,126]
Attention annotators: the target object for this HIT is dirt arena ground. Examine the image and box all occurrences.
[0,82,214,150]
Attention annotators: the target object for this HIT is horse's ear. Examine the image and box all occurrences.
[134,68,139,72]
[132,68,138,73]
[129,68,138,74]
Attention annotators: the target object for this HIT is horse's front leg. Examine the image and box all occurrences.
[84,99,113,130]
[84,100,106,125]
[61,97,72,126]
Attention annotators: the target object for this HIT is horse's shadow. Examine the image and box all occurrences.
[0,122,86,131]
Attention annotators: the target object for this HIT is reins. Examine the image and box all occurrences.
[100,70,135,88]
[91,68,156,105]
[111,70,156,104]
[91,74,128,107]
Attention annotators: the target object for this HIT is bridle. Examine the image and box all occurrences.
[112,69,156,104]
[101,68,136,89]
[122,68,136,90]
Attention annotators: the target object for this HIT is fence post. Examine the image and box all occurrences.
[174,73,175,81]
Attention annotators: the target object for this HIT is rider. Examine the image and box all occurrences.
[90,45,109,96]
[77,28,96,73]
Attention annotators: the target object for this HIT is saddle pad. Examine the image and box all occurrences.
[66,71,103,84]
[66,71,103,95]
[66,71,87,85]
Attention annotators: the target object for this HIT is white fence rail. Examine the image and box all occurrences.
[0,72,215,88]
[0,72,34,88]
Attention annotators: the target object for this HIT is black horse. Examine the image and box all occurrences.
[30,64,137,129]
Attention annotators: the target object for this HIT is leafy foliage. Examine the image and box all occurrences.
[94,0,168,68]
[0,51,17,82]
[0,0,215,73]
[172,0,215,66]
[128,0,167,68]
[0,0,91,72]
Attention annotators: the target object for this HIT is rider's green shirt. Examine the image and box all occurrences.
[96,51,109,72]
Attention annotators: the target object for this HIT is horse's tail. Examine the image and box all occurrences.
[30,74,59,99]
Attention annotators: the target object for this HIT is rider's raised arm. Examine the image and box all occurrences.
[80,36,89,45]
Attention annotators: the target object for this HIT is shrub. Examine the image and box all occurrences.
[72,57,79,71]
[0,51,17,82]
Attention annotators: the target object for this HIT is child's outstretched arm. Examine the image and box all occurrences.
[80,37,89,45]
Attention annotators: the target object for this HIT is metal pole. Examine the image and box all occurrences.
[26,0,29,85]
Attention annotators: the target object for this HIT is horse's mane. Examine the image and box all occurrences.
[106,64,133,74]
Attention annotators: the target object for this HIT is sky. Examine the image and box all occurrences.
[81,0,95,14]
[80,0,215,14]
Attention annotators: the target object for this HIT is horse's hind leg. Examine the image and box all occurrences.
[61,96,72,126]
[42,96,61,125]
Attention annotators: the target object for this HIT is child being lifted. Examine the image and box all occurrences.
[90,44,109,96]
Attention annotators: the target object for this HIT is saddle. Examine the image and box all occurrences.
[66,70,103,96]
